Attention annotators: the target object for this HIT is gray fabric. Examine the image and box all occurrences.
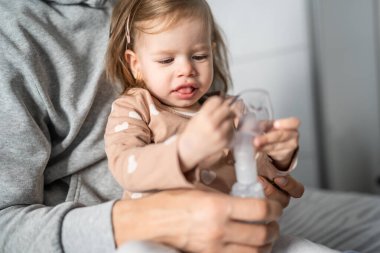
[43,0,107,7]
[272,235,340,253]
[280,188,380,253]
[0,0,122,252]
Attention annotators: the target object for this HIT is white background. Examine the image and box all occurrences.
[208,0,380,193]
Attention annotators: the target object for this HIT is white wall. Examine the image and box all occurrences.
[208,0,321,187]
[311,0,380,193]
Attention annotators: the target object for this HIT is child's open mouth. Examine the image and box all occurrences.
[172,85,198,99]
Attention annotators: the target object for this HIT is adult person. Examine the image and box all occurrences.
[0,0,304,252]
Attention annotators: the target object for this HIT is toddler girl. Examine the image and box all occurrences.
[104,0,298,199]
[104,1,345,253]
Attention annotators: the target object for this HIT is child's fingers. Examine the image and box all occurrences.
[273,117,300,130]
[208,99,235,126]
[220,119,235,137]
[201,97,233,118]
[201,96,224,114]
[212,118,235,146]
[254,130,298,147]
[256,142,296,156]
[212,103,233,121]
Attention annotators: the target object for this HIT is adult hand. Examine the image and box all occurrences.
[112,189,283,253]
[178,96,235,171]
[259,175,305,208]
[254,117,300,170]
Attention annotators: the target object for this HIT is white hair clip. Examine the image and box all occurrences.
[125,14,131,48]
[125,0,142,49]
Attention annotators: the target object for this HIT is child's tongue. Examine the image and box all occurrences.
[176,87,193,94]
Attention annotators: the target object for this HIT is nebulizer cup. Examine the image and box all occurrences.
[230,89,274,198]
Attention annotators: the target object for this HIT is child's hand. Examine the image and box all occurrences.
[178,96,235,171]
[254,117,300,171]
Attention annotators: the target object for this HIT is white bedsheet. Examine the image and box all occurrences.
[280,188,380,253]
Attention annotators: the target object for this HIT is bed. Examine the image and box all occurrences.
[280,188,380,253]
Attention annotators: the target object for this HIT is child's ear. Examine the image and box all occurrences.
[124,49,140,78]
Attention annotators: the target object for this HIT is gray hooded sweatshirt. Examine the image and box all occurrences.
[0,0,123,252]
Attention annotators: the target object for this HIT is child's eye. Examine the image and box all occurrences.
[192,55,208,61]
[157,58,174,64]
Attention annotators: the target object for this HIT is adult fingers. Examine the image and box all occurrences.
[223,220,279,246]
[258,176,290,208]
[228,197,283,222]
[222,243,273,253]
[273,175,304,198]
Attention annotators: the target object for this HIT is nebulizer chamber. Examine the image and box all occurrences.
[230,89,273,199]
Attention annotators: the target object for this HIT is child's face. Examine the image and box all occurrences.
[126,17,214,111]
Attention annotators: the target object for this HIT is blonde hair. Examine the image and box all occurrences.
[106,0,231,94]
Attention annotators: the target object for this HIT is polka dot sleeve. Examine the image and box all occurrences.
[104,88,193,192]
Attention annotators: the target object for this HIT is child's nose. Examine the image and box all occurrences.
[177,59,196,77]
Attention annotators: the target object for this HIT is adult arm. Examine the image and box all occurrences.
[0,57,116,253]
[0,1,117,252]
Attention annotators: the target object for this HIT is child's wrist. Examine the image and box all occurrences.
[269,149,298,171]
[177,135,199,172]
[271,158,292,171]
[268,153,293,171]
